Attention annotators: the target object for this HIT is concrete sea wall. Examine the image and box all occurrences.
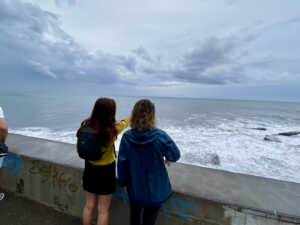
[0,134,300,225]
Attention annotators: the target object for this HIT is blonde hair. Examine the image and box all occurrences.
[130,99,156,130]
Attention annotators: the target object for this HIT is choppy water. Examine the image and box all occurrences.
[1,91,300,183]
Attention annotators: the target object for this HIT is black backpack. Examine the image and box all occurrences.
[76,123,102,161]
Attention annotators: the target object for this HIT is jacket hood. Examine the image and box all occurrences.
[124,128,161,145]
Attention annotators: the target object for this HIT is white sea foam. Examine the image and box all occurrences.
[9,118,300,183]
[9,127,77,144]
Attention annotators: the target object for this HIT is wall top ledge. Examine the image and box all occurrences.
[6,133,300,219]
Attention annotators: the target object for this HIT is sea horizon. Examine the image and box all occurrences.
[1,89,300,104]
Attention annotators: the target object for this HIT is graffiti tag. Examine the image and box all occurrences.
[29,160,79,194]
[2,155,24,176]
[112,184,197,220]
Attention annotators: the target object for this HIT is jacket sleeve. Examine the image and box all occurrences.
[117,135,129,187]
[115,119,129,135]
[159,131,181,162]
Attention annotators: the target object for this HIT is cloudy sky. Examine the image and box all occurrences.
[1,0,300,101]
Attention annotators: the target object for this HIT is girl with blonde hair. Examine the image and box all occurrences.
[118,99,180,225]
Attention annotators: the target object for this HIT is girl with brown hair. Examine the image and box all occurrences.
[117,99,180,225]
[79,97,130,225]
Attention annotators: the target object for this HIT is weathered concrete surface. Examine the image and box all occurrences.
[168,163,300,218]
[1,134,300,225]
[0,188,82,225]
[4,133,84,169]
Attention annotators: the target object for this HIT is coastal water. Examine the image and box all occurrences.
[1,91,300,183]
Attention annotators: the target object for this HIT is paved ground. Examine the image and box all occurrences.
[0,189,82,225]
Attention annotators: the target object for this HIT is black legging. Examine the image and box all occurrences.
[130,201,161,225]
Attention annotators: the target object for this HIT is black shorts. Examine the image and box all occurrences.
[83,161,116,195]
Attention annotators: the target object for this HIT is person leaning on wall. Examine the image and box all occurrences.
[0,106,8,156]
[79,98,130,225]
[0,106,8,201]
[117,99,181,225]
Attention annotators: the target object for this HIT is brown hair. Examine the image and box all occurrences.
[130,99,156,130]
[82,97,118,147]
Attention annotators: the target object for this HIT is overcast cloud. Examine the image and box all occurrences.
[1,0,300,100]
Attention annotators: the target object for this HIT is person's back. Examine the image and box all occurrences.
[120,128,179,206]
[118,99,180,225]
[79,97,130,225]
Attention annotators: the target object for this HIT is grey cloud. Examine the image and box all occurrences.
[121,56,137,73]
[183,37,235,71]
[1,0,300,92]
[274,16,300,27]
[225,0,238,6]
[127,34,265,85]
[134,24,299,86]
[0,0,136,86]
[169,23,299,85]
[54,0,77,7]
[132,47,153,62]
[169,35,254,84]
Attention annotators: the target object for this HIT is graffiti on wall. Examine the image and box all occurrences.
[29,160,79,195]
[169,197,197,219]
[2,154,24,176]
[112,185,127,205]
[2,157,197,220]
[112,184,197,220]
[16,178,25,194]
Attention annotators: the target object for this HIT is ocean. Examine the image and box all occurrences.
[1,91,300,183]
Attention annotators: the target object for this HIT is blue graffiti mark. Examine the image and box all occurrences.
[162,203,168,218]
[0,157,4,168]
[112,182,197,220]
[3,155,24,176]
[171,197,195,219]
[112,184,127,205]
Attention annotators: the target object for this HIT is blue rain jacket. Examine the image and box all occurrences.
[117,128,180,206]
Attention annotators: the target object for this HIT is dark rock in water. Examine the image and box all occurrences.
[264,135,282,143]
[211,154,221,165]
[277,131,300,137]
[252,127,267,131]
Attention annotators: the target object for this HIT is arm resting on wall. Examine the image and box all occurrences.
[0,118,8,143]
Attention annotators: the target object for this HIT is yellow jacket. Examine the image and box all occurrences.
[78,119,129,166]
